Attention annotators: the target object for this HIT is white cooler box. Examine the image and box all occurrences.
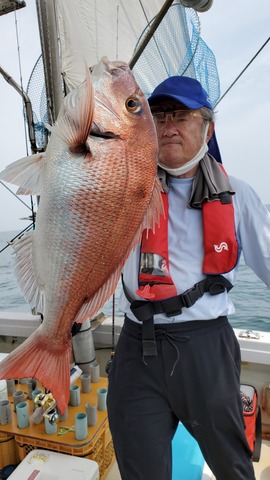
[8,449,99,480]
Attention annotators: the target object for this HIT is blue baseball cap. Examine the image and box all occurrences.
[148,76,213,111]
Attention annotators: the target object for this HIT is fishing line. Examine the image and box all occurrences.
[215,36,270,107]
[0,180,32,211]
[0,223,34,254]
[116,5,119,60]
[14,8,29,157]
[0,175,35,254]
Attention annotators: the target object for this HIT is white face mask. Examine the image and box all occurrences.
[158,123,209,176]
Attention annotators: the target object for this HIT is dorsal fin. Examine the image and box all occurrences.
[53,65,94,152]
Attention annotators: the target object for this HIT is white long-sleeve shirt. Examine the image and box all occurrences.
[119,175,270,323]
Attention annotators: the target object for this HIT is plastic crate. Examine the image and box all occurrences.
[15,422,115,479]
[88,426,115,477]
[0,432,19,469]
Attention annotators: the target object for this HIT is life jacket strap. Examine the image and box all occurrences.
[127,275,233,322]
[123,274,233,357]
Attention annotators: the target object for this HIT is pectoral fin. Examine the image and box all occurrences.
[0,152,45,195]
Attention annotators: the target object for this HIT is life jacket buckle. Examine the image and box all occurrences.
[181,282,204,308]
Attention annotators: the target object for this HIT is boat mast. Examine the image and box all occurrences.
[35,0,63,125]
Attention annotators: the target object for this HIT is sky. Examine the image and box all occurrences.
[0,0,270,232]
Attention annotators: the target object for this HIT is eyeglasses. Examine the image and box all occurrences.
[152,109,208,128]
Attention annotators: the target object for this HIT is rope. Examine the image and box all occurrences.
[57,426,75,436]
[215,36,270,107]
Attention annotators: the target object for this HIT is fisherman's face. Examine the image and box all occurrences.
[152,101,214,177]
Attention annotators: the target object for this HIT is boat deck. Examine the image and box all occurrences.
[253,440,270,479]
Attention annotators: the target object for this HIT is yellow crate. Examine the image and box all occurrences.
[88,426,115,478]
[15,424,115,479]
[0,432,19,469]
[1,378,114,478]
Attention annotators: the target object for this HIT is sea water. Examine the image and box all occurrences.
[0,229,270,332]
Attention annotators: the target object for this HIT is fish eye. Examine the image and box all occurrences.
[125,97,142,114]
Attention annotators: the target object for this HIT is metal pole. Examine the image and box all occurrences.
[0,65,38,153]
[129,0,175,70]
[36,0,63,124]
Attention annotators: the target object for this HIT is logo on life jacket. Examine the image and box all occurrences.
[214,242,229,253]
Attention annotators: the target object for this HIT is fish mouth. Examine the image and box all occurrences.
[90,125,118,140]
[70,123,118,154]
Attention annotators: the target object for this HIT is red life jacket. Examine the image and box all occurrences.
[137,186,238,301]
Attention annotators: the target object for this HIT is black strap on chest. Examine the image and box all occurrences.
[123,275,233,357]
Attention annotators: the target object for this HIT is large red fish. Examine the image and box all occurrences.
[0,57,163,413]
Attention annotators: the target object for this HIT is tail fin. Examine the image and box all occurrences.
[0,327,71,414]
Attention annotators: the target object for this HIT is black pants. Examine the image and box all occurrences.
[107,316,255,480]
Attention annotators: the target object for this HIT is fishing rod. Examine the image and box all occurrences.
[0,66,39,154]
[129,0,175,70]
[0,223,34,254]
[0,180,32,211]
[0,180,36,242]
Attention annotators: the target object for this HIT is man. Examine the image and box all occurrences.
[107,76,269,479]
